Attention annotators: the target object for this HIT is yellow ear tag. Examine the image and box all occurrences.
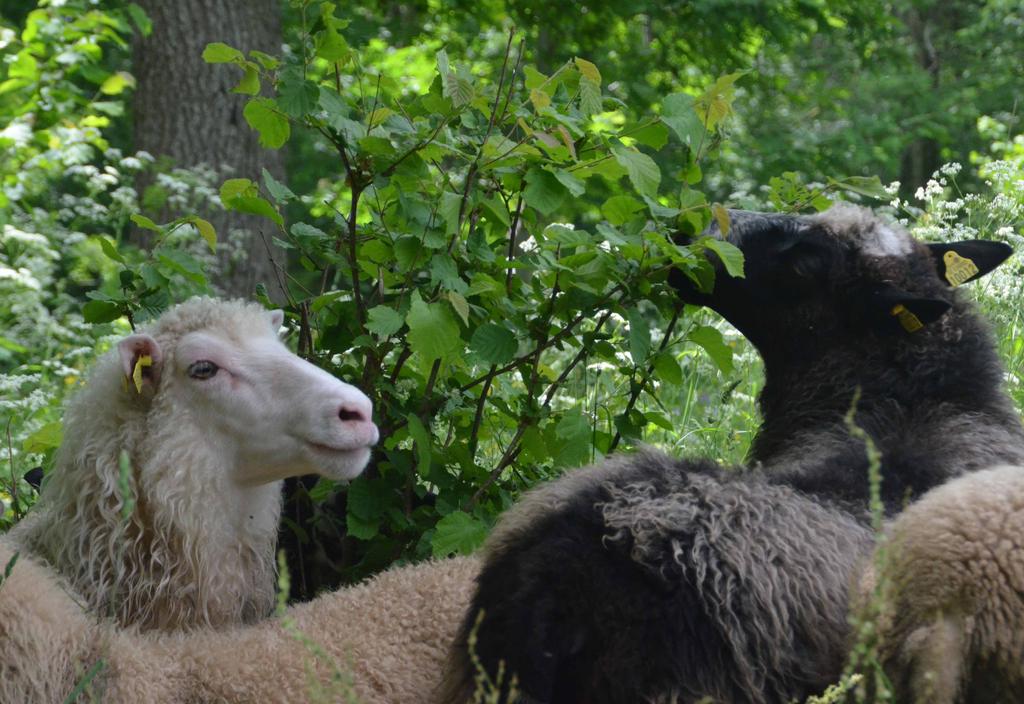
[943,250,979,287]
[891,304,923,333]
[132,355,153,394]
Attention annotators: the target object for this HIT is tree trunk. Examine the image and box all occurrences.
[133,0,286,299]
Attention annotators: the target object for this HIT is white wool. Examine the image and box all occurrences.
[0,535,478,703]
[857,464,1024,702]
[808,202,914,257]
[9,298,376,631]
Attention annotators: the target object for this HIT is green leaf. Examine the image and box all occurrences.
[346,511,379,540]
[95,236,125,263]
[83,300,122,324]
[431,511,488,557]
[530,88,551,111]
[2,551,19,588]
[429,254,462,291]
[553,169,586,197]
[319,87,349,119]
[653,352,683,386]
[579,76,602,116]
[479,195,510,227]
[703,238,745,278]
[346,478,382,540]
[22,421,62,454]
[232,63,261,96]
[8,52,36,81]
[645,411,674,431]
[366,306,404,337]
[611,144,661,197]
[187,217,216,251]
[92,101,124,116]
[662,93,705,148]
[447,291,470,325]
[291,222,328,242]
[316,27,351,63]
[406,414,432,477]
[519,425,548,463]
[202,42,244,63]
[130,213,161,232]
[556,407,590,440]
[277,78,320,118]
[601,195,645,225]
[99,71,134,95]
[524,66,548,91]
[688,325,734,374]
[574,57,602,84]
[243,98,290,149]
[225,195,284,227]
[523,167,568,216]
[248,50,280,70]
[394,236,426,271]
[436,49,473,107]
[830,175,890,200]
[220,178,257,202]
[0,336,27,354]
[694,71,745,130]
[262,168,295,202]
[406,292,461,364]
[127,4,152,36]
[629,120,670,150]
[367,107,393,128]
[550,408,592,467]
[626,307,651,365]
[711,203,730,236]
[470,323,517,365]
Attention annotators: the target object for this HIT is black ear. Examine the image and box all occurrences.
[869,285,952,334]
[926,240,1012,287]
[778,237,836,280]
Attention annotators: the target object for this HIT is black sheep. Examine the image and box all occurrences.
[439,204,1024,704]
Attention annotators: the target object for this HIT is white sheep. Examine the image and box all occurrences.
[0,534,480,703]
[859,464,1024,703]
[9,297,379,631]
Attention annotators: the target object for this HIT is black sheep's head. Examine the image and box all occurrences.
[670,204,1012,357]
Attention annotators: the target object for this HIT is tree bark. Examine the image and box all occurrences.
[133,0,285,299]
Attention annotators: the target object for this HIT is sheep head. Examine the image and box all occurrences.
[115,301,378,486]
[670,204,1012,357]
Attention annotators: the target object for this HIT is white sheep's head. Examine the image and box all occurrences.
[116,301,378,485]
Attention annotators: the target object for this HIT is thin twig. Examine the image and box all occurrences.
[380,115,452,178]
[6,418,21,520]
[464,298,618,509]
[481,30,516,148]
[609,304,684,451]
[458,283,626,394]
[468,366,497,459]
[258,229,297,308]
[504,193,525,293]
[495,38,525,128]
[297,301,313,359]
[366,74,382,138]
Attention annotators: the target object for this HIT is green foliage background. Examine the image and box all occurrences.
[1,0,1022,599]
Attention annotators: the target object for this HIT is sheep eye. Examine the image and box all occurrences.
[187,360,219,380]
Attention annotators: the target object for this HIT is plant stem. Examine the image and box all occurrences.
[610,304,683,452]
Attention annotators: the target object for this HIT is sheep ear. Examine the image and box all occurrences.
[117,334,162,393]
[269,309,285,331]
[868,286,952,334]
[926,241,1012,287]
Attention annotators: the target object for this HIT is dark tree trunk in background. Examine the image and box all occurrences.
[133,0,285,299]
[898,3,955,193]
